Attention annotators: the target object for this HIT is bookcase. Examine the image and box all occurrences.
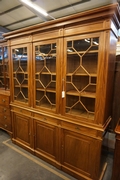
[3,3,120,180]
[0,40,11,134]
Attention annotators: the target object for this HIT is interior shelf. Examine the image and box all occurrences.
[13,71,28,74]
[42,72,56,75]
[14,85,28,88]
[14,98,28,102]
[36,102,56,110]
[81,91,96,98]
[66,108,94,119]
[66,90,80,96]
[36,87,56,92]
[67,50,99,54]
[67,73,97,77]
[66,90,96,98]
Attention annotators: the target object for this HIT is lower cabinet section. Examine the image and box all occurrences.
[61,129,101,180]
[12,113,34,153]
[11,109,104,180]
[34,120,61,168]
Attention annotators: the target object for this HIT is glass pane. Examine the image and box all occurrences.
[35,43,56,110]
[12,47,28,103]
[66,37,99,120]
[0,46,9,90]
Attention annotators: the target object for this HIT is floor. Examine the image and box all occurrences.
[0,129,114,180]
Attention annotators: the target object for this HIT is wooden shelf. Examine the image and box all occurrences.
[36,88,45,91]
[66,90,96,98]
[35,72,56,75]
[36,102,56,110]
[67,50,99,55]
[14,85,28,88]
[66,90,80,96]
[21,85,28,88]
[81,91,96,98]
[14,98,28,102]
[36,87,56,93]
[67,73,88,76]
[66,109,94,119]
[67,73,97,77]
[13,71,28,74]
[46,88,56,92]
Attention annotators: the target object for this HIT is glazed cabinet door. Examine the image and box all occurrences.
[61,129,101,180]
[0,43,9,90]
[13,113,33,150]
[11,44,32,106]
[34,119,60,167]
[33,39,61,114]
[62,33,100,123]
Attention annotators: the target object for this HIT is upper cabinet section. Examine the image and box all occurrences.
[64,36,99,120]
[4,3,120,125]
[0,41,9,90]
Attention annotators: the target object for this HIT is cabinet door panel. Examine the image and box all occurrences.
[14,113,32,147]
[33,39,61,114]
[11,45,31,106]
[62,129,101,179]
[34,120,58,160]
[0,44,9,90]
[63,35,100,123]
